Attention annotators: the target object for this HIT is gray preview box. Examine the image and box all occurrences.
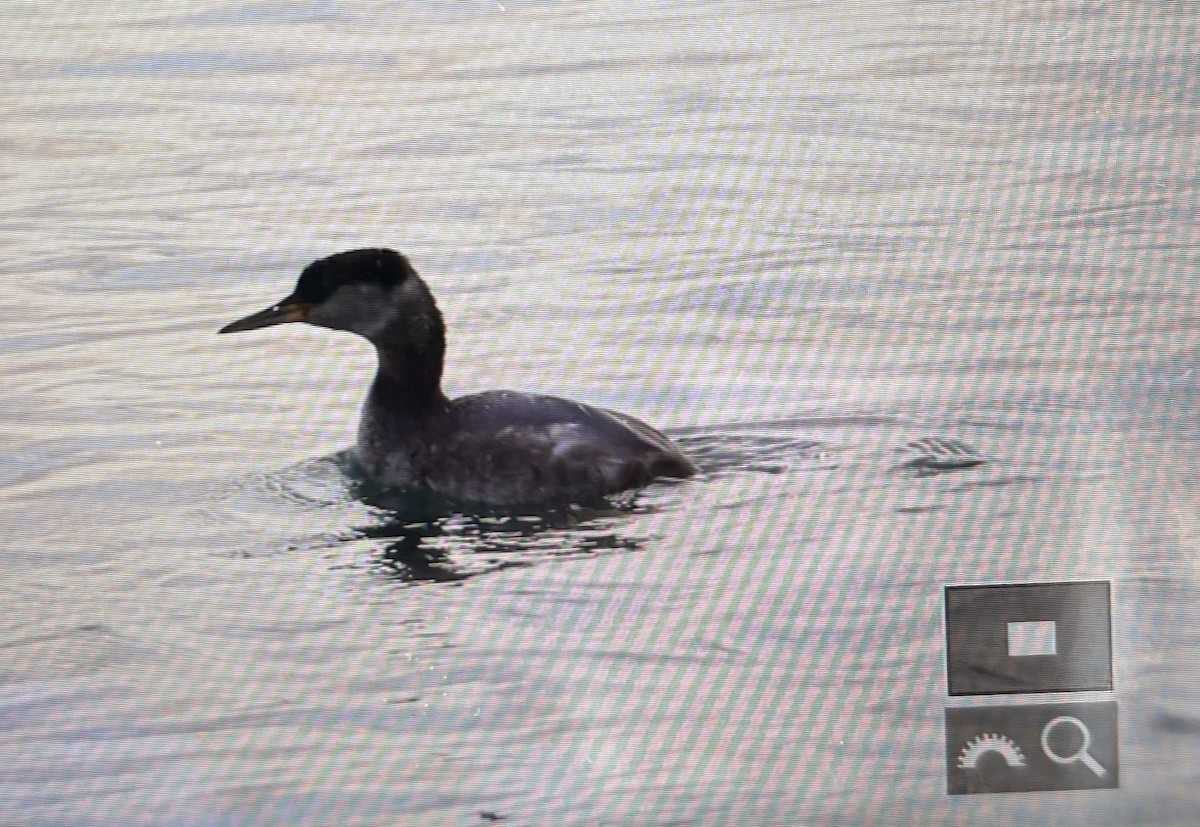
[945,581,1112,696]
[946,701,1119,794]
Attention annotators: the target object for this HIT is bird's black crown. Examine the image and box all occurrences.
[292,248,415,304]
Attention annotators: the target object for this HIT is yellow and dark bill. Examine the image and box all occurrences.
[218,301,311,334]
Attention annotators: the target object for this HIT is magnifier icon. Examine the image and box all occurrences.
[1041,716,1106,778]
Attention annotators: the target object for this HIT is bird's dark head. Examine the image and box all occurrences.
[219,248,441,344]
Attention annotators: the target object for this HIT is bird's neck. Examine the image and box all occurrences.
[367,324,449,418]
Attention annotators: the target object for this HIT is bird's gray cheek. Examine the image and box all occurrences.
[305,304,337,329]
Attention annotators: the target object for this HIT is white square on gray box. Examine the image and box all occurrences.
[1008,620,1056,657]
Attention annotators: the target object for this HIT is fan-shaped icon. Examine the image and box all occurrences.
[957,733,1026,769]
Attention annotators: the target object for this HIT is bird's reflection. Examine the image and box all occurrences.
[350,477,646,584]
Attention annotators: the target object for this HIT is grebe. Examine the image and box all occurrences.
[219,248,696,506]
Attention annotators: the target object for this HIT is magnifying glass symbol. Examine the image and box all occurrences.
[1041,716,1106,778]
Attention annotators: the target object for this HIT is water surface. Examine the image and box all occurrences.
[2,2,1198,825]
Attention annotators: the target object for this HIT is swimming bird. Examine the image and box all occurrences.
[219,248,697,507]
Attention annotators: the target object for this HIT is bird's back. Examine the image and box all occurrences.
[358,389,695,506]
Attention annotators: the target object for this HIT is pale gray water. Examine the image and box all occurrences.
[1,1,1198,825]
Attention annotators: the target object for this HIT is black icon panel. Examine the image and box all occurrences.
[946,701,1119,794]
[945,581,1112,696]
[943,580,1117,794]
